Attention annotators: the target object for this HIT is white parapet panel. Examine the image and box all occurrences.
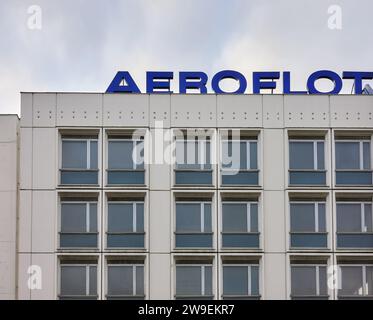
[103,93,149,127]
[330,95,373,128]
[32,93,56,127]
[171,95,216,127]
[284,95,330,127]
[217,94,262,127]
[263,95,284,128]
[149,94,171,128]
[57,93,103,127]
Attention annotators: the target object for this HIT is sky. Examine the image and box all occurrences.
[0,0,372,114]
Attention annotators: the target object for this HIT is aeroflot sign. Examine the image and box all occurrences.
[106,70,373,94]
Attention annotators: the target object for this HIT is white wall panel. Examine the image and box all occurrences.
[149,254,171,299]
[263,253,286,299]
[20,93,33,128]
[30,254,56,300]
[31,191,56,253]
[32,128,56,189]
[263,191,286,252]
[149,191,171,252]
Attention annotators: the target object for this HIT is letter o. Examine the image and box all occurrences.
[307,70,342,94]
[211,70,247,94]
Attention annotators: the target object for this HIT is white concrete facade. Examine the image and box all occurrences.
[0,93,373,299]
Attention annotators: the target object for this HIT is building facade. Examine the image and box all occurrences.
[0,93,372,299]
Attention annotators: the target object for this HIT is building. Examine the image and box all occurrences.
[0,92,372,300]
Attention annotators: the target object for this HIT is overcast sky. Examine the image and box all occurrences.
[0,0,372,114]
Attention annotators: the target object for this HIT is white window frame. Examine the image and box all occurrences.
[59,263,97,298]
[106,263,145,298]
[290,264,328,297]
[221,139,258,171]
[175,201,212,233]
[336,201,373,233]
[61,138,98,170]
[222,264,260,297]
[107,138,144,170]
[338,264,373,297]
[289,139,325,170]
[59,200,99,234]
[175,137,211,170]
[221,201,258,233]
[335,139,371,170]
[175,264,213,298]
[107,201,144,233]
[289,201,326,233]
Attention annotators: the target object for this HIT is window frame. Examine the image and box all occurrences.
[221,263,260,299]
[334,139,373,186]
[174,263,214,299]
[221,201,260,249]
[220,138,260,186]
[106,137,146,186]
[336,201,373,233]
[105,263,145,300]
[106,200,145,249]
[290,264,329,299]
[289,139,325,171]
[288,200,328,250]
[338,264,373,299]
[173,131,214,186]
[59,200,99,249]
[174,201,213,249]
[59,136,99,185]
[58,263,98,300]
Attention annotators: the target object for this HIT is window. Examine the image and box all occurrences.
[222,202,259,248]
[59,262,97,300]
[175,201,212,248]
[175,135,212,185]
[175,264,213,299]
[61,137,98,185]
[336,202,373,248]
[290,202,327,248]
[107,201,144,248]
[335,140,372,185]
[107,136,145,185]
[338,265,373,299]
[291,264,328,299]
[289,139,326,185]
[222,264,260,299]
[60,200,98,248]
[221,138,258,185]
[106,262,144,300]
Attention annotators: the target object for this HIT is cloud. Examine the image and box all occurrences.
[0,0,372,114]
